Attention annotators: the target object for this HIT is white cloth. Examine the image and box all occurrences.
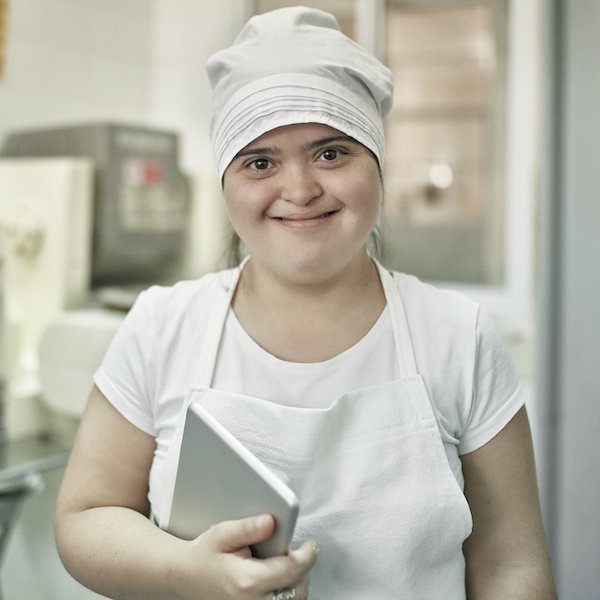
[154,262,472,598]
[95,265,524,510]
[207,7,393,177]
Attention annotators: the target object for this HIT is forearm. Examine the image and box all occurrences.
[56,506,186,600]
[465,556,557,600]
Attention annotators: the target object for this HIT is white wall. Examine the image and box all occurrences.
[0,0,253,170]
[148,0,250,172]
[0,0,152,144]
[147,0,250,277]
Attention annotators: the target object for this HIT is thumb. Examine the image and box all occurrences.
[207,514,275,554]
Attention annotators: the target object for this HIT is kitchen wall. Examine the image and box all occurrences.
[148,0,250,171]
[0,0,152,145]
[0,0,249,169]
[147,0,248,276]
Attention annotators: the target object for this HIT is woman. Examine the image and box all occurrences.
[55,7,556,599]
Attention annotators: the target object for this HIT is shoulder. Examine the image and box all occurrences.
[392,270,480,350]
[385,269,482,398]
[387,269,521,451]
[140,267,236,308]
[129,267,238,332]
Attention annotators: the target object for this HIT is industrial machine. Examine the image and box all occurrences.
[2,123,190,288]
[0,123,191,433]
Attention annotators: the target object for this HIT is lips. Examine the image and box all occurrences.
[272,210,339,222]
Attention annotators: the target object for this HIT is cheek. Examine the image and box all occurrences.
[223,183,271,241]
[340,173,382,218]
[224,176,253,217]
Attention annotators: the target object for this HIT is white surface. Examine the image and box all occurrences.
[40,309,124,418]
[0,158,93,436]
[0,0,151,152]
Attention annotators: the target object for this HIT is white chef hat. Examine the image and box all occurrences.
[207,6,394,179]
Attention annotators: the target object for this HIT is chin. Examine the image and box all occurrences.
[275,251,365,286]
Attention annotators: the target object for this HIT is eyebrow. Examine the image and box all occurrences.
[303,135,358,151]
[234,145,281,159]
[233,135,359,160]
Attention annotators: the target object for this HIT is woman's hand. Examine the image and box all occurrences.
[171,514,318,600]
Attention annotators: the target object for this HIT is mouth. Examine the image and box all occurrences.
[273,210,339,223]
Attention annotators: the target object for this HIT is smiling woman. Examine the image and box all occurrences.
[54,7,556,600]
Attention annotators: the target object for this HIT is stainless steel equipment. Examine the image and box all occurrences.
[1,123,190,287]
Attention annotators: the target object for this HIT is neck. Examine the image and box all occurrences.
[235,251,378,312]
[230,252,386,362]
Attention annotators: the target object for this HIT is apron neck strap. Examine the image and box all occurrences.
[374,261,419,379]
[194,258,247,388]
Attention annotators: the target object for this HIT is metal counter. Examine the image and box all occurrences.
[0,433,71,483]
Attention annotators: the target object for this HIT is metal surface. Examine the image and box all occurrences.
[1,123,190,287]
[0,433,71,599]
[0,433,70,483]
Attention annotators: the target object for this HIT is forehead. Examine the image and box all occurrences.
[240,123,348,151]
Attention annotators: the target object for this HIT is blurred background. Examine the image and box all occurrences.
[0,0,598,598]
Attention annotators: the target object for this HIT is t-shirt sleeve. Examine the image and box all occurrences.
[457,306,526,455]
[93,290,157,436]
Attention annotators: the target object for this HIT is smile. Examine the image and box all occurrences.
[272,210,339,225]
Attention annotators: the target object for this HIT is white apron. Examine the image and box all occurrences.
[159,261,473,599]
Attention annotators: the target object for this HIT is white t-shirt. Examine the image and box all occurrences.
[94,267,524,511]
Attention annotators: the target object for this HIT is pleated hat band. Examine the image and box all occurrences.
[207,6,394,178]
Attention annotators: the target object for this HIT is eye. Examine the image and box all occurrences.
[247,158,271,171]
[318,148,344,162]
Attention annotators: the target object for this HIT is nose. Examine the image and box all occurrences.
[280,163,322,206]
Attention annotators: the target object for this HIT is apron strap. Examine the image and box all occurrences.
[193,259,247,389]
[375,261,419,379]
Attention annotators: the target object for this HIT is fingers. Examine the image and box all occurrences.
[206,514,276,554]
[288,539,319,572]
[252,539,318,594]
[196,517,317,599]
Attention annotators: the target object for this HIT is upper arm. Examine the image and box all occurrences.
[461,406,556,598]
[56,385,156,519]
